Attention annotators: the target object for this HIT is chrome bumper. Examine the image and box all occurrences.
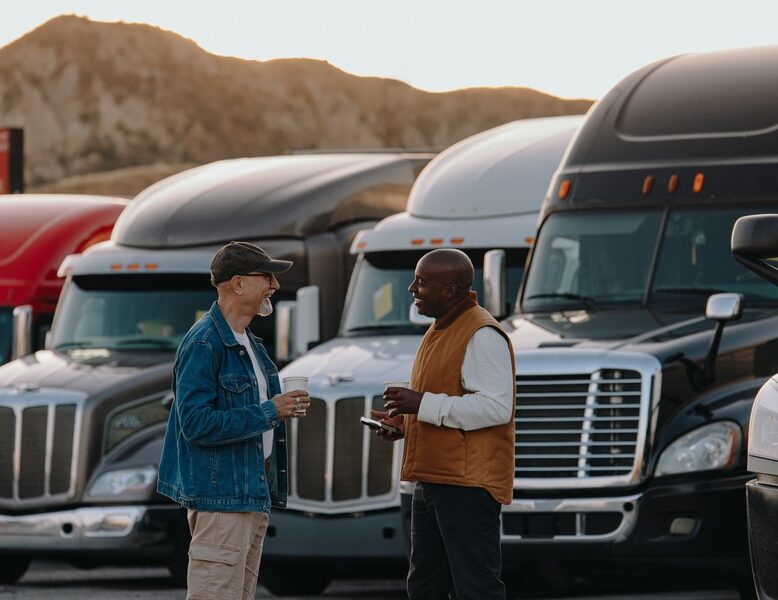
[0,505,170,551]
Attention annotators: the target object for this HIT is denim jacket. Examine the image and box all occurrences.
[157,302,287,512]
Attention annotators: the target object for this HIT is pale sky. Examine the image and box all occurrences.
[3,0,778,99]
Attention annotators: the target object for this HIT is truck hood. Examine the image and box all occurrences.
[280,335,421,394]
[0,350,173,397]
[505,306,778,363]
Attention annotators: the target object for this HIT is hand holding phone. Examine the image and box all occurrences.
[360,416,402,437]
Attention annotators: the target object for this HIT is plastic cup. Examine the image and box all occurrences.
[384,381,409,391]
[283,376,309,392]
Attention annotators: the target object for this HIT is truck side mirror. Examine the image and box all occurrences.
[11,305,33,360]
[274,301,295,363]
[293,285,320,356]
[731,213,778,285]
[483,249,507,318]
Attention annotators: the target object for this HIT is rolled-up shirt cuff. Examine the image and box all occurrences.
[417,392,447,426]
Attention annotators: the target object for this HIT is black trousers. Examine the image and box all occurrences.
[407,482,505,600]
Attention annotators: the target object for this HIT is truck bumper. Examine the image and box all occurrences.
[746,477,778,599]
[263,507,405,563]
[500,472,752,575]
[0,504,182,560]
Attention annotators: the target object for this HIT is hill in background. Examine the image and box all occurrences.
[0,15,592,195]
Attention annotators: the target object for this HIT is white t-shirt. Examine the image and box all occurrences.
[232,328,274,459]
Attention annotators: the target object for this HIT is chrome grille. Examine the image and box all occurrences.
[289,394,399,512]
[0,399,81,506]
[514,350,660,490]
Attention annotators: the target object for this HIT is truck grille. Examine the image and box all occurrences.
[286,396,397,511]
[0,400,80,506]
[513,350,660,490]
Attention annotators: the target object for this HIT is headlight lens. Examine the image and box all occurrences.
[749,377,778,462]
[86,466,157,499]
[655,421,741,476]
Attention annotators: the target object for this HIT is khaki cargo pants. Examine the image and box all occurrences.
[186,510,270,600]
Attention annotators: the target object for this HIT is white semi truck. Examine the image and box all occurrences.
[265,115,584,596]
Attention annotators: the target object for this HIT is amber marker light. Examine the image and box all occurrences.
[411,239,424,246]
[642,176,654,195]
[558,179,571,200]
[430,238,443,245]
[127,263,140,271]
[356,241,367,250]
[110,264,122,271]
[693,172,705,194]
[450,238,464,245]
[525,236,535,245]
[145,263,158,270]
[668,174,679,193]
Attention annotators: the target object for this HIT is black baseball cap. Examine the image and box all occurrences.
[210,241,293,285]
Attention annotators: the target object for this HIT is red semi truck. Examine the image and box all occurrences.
[0,194,128,364]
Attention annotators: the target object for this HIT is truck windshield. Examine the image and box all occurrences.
[50,275,217,352]
[0,307,11,363]
[523,206,778,312]
[341,248,528,336]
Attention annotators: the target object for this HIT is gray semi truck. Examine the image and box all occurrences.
[0,152,431,584]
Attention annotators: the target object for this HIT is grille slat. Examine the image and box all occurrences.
[0,399,80,506]
[515,369,643,480]
[292,395,395,507]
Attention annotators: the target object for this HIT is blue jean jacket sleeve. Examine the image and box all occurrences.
[175,340,280,447]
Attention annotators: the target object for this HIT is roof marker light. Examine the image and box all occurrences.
[145,263,158,270]
[525,236,535,245]
[411,239,424,246]
[430,238,443,245]
[110,264,122,271]
[357,241,367,250]
[558,179,571,200]
[668,174,679,194]
[450,238,464,245]
[642,176,654,195]
[693,172,704,194]
[127,263,140,271]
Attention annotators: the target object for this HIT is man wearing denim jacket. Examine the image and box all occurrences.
[158,241,311,600]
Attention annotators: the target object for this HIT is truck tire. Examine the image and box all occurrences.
[261,563,333,596]
[0,557,30,584]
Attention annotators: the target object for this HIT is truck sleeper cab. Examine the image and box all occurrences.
[502,46,778,593]
[0,153,431,585]
[268,116,584,596]
[0,194,127,364]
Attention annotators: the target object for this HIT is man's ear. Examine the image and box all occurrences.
[231,275,244,295]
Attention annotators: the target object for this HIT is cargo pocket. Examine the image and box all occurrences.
[187,542,243,599]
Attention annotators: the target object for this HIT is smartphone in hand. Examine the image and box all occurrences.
[360,416,401,436]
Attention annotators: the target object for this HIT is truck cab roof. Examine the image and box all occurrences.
[112,153,432,248]
[0,194,128,306]
[352,116,584,253]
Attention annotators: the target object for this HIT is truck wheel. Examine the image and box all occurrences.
[0,557,30,584]
[261,563,333,596]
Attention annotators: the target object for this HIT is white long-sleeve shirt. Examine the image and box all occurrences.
[416,327,514,431]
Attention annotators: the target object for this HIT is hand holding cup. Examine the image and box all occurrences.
[382,381,423,418]
[276,376,311,419]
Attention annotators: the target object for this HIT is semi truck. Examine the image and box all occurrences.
[1,194,127,365]
[731,214,778,600]
[0,152,431,585]
[499,45,778,595]
[270,116,583,596]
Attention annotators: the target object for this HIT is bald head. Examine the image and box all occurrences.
[410,249,475,319]
[418,249,474,294]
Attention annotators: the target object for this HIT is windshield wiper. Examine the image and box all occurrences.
[652,287,728,296]
[110,338,178,350]
[524,293,597,310]
[54,341,102,350]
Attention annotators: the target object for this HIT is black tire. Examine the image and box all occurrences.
[0,556,30,584]
[261,563,333,597]
[737,576,758,600]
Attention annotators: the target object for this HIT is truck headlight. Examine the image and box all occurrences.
[655,421,741,476]
[749,377,778,463]
[86,466,157,500]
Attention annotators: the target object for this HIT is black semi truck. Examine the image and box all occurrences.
[0,152,431,584]
[498,46,778,594]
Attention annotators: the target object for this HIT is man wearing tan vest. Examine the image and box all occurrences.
[372,248,515,600]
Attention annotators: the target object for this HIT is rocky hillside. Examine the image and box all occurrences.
[0,15,592,188]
